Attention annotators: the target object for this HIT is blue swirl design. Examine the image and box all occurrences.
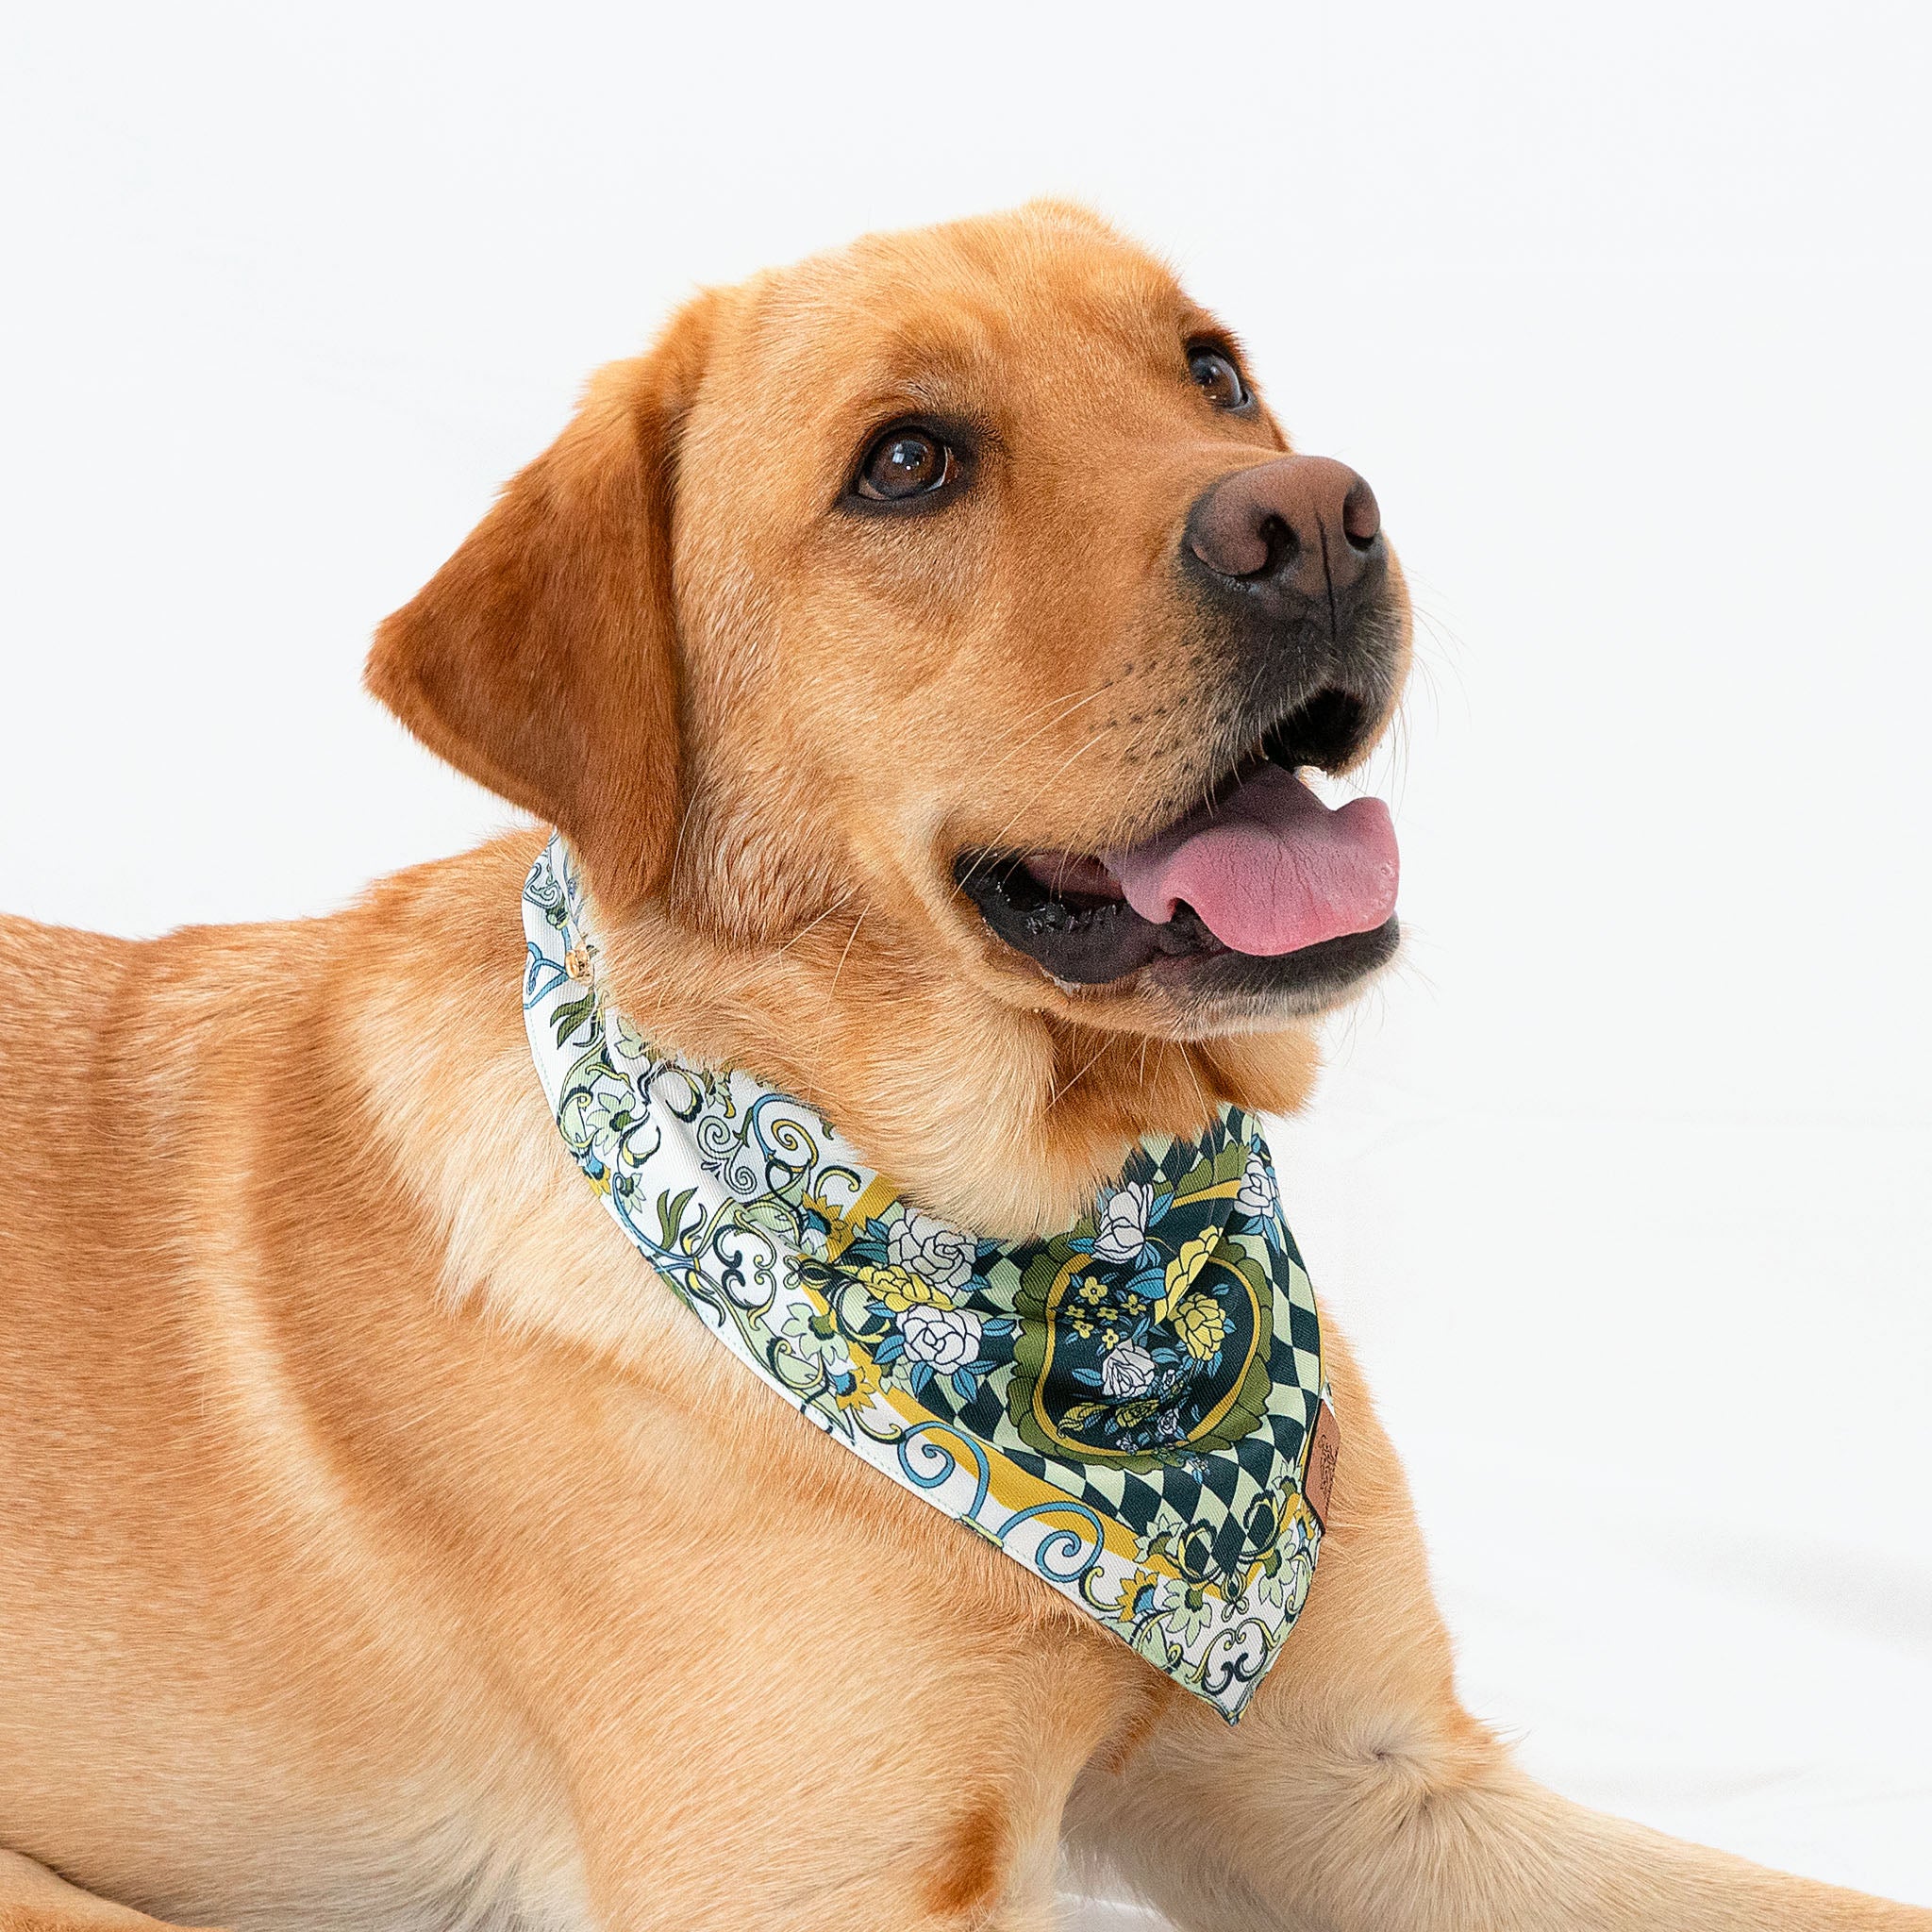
[895,1420,992,1520]
[994,1501,1108,1583]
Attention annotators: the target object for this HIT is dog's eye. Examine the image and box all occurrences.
[854,425,957,502]
[1188,345,1249,410]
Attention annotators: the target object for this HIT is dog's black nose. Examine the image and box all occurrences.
[1185,455,1386,630]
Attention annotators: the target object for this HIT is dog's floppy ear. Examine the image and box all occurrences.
[367,292,716,910]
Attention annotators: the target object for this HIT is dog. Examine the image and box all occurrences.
[1,202,1924,1932]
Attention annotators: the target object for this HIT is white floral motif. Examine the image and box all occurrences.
[1236,1150,1277,1218]
[560,1077,634,1167]
[1098,1341,1158,1398]
[1091,1180,1154,1264]
[1256,1547,1313,1615]
[899,1304,983,1372]
[779,1301,851,1372]
[887,1209,974,1292]
[1168,1591,1214,1644]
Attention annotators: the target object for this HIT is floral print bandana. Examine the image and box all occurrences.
[522,834,1335,1720]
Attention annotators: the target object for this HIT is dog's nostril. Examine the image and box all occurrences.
[1341,478,1381,551]
[1253,513,1297,580]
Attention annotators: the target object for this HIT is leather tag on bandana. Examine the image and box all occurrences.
[1304,1402,1341,1531]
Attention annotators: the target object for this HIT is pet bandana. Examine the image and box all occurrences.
[521,834,1336,1720]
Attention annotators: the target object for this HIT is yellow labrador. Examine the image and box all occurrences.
[1,203,1921,1931]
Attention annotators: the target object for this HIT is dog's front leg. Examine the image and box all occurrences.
[1065,1319,1930,1931]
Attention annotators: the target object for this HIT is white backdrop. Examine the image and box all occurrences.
[3,1,1928,1915]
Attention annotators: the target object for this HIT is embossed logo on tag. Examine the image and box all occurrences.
[1303,1401,1341,1532]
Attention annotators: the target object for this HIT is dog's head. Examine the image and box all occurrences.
[370,204,1409,1048]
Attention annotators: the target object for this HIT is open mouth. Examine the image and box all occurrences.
[954,685,1400,997]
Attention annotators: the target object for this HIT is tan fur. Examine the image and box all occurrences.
[1,205,1922,1931]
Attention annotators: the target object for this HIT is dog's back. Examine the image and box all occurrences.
[0,891,590,1930]
[0,910,222,1517]
[0,909,347,1920]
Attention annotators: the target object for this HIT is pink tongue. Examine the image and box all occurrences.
[1105,765,1398,957]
